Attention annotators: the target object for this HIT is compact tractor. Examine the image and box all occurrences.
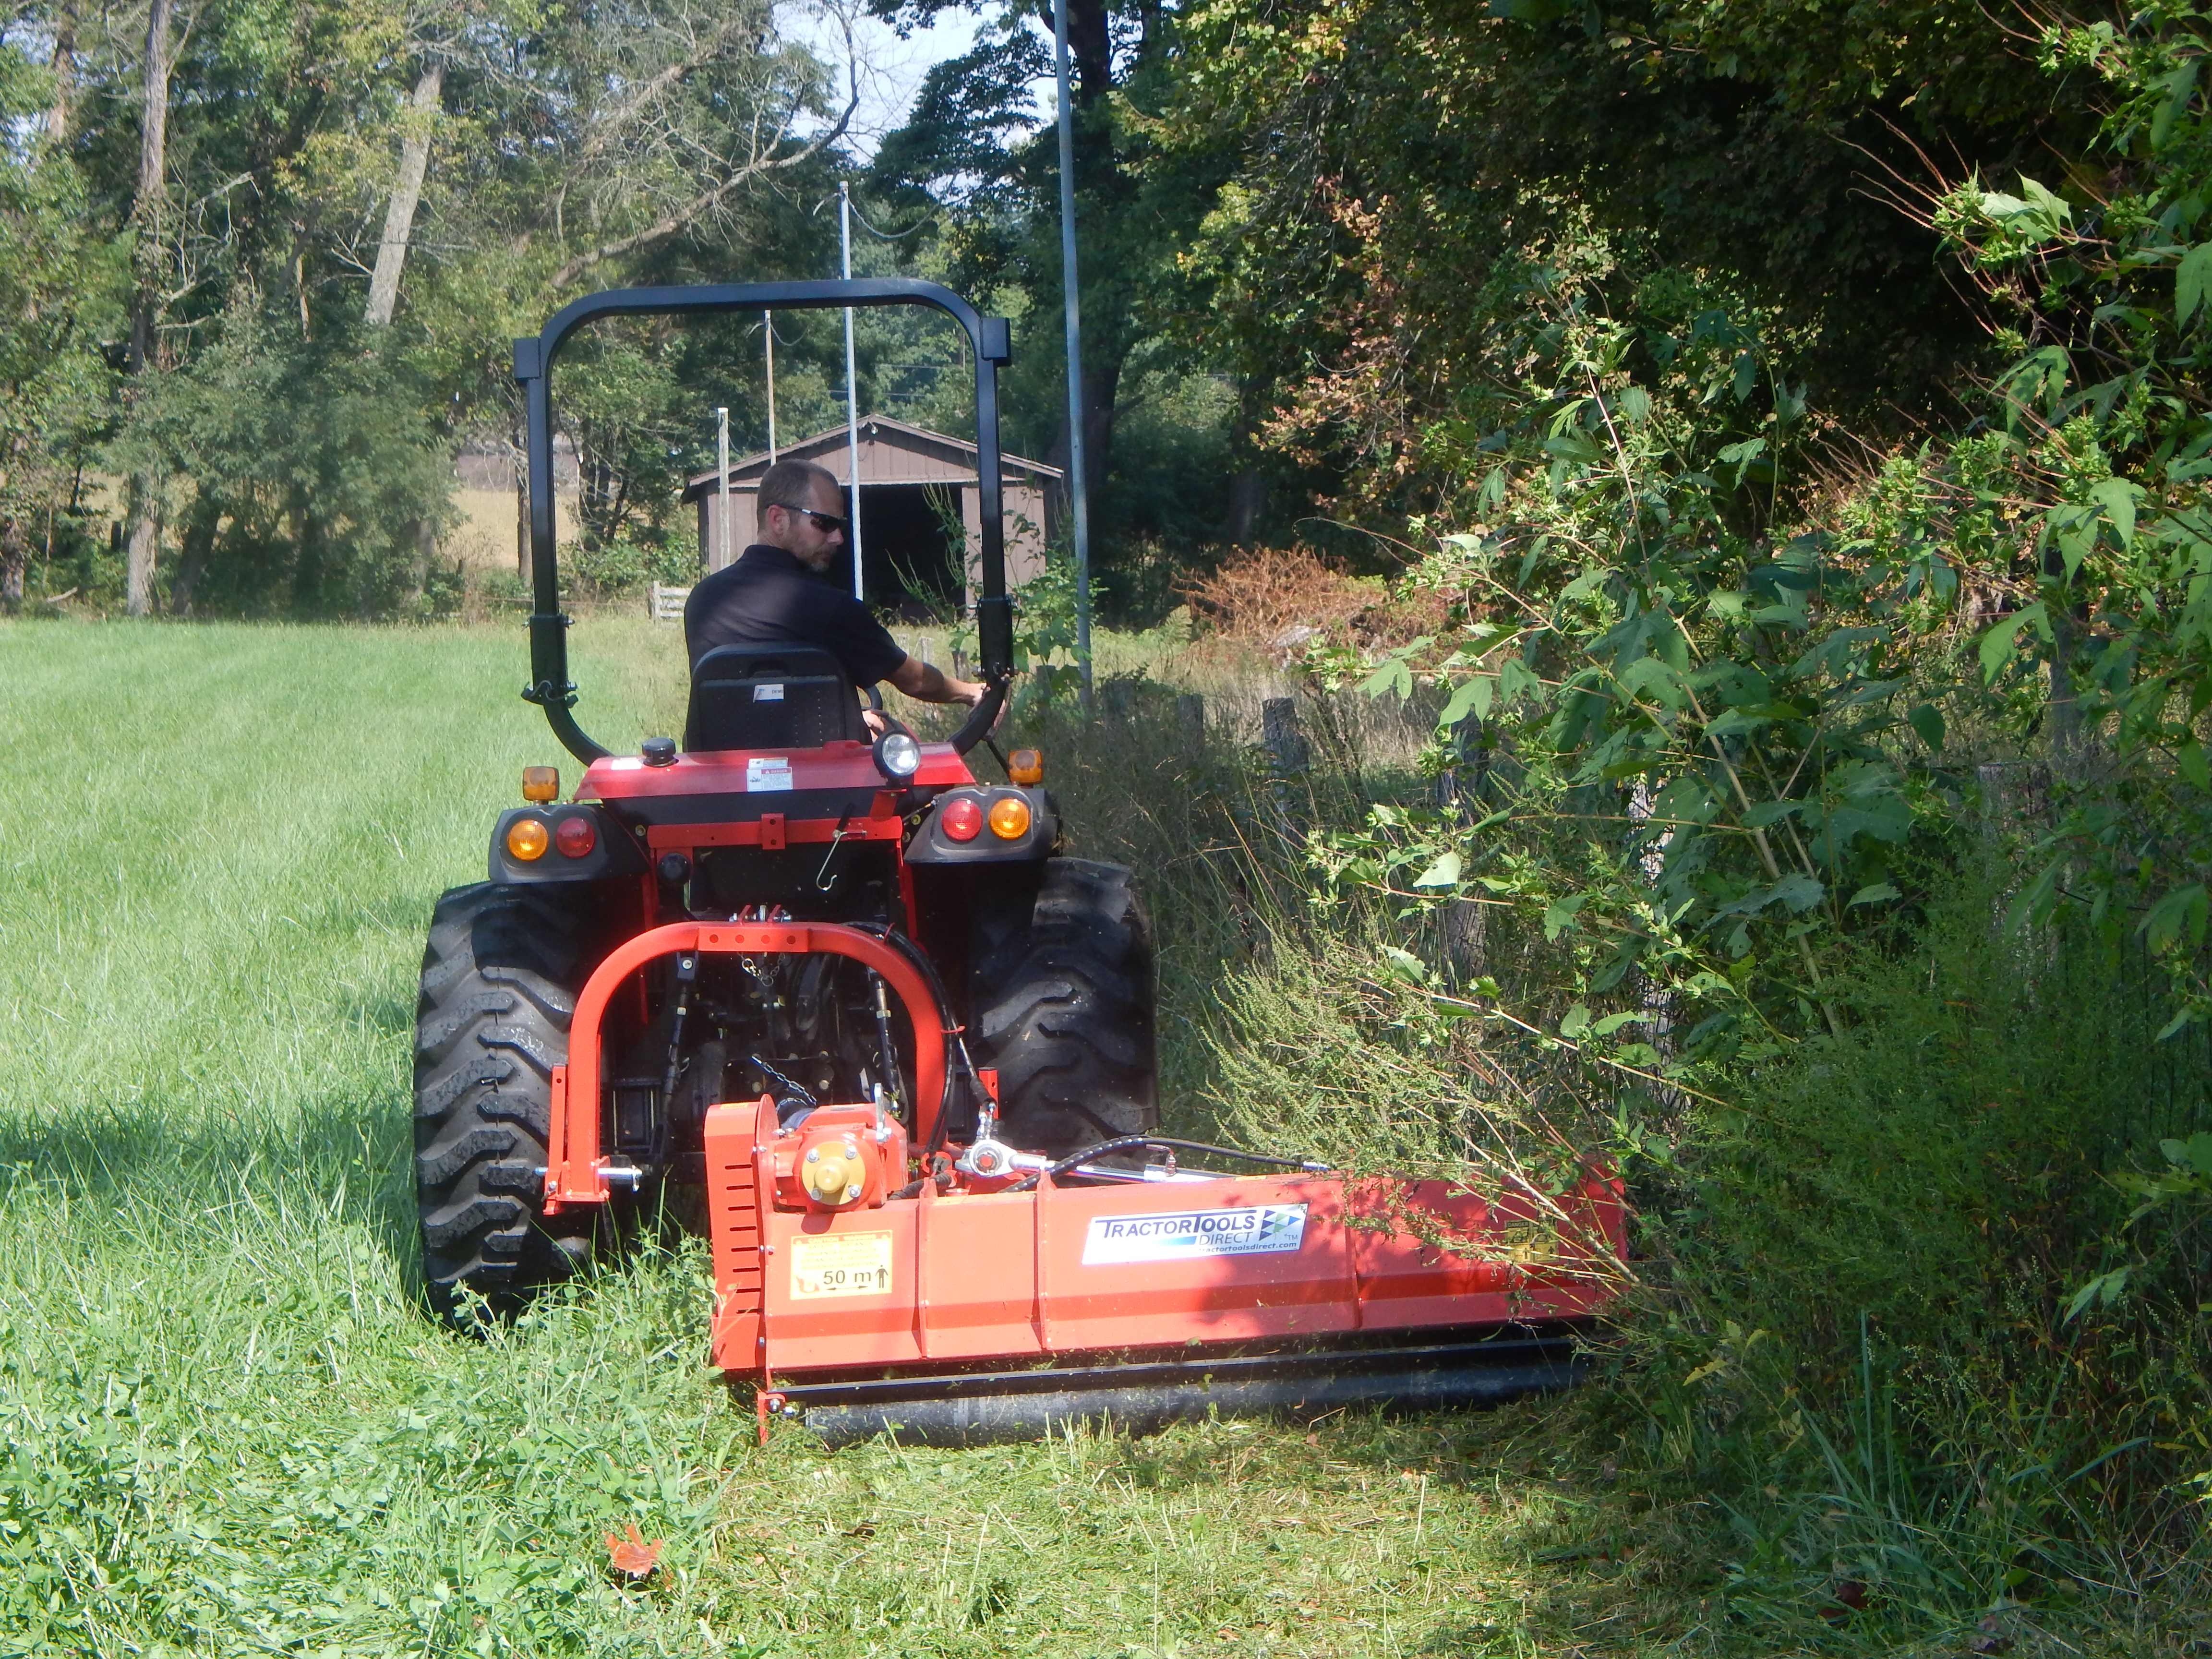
[412,279,1622,1445]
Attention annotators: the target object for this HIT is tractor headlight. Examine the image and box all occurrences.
[873,730,923,780]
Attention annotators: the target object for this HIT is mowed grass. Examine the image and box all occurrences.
[0,618,1661,1659]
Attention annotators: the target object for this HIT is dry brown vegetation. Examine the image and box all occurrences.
[1180,544,1451,664]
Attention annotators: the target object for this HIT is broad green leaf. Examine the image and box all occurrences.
[2164,1132,2212,1174]
[2180,739,2209,791]
[1907,703,1946,750]
[1438,675,1495,730]
[1412,851,1464,890]
[2178,241,2212,325]
[2064,1267,2131,1324]
[2142,882,2210,953]
[1770,872,1826,913]
[1381,946,1431,985]
[1498,657,1547,707]
[1848,882,1901,907]
[1559,1003,1592,1039]
[2089,477,2141,547]
[1716,437,1767,466]
[2153,61,2199,150]
[1359,657,1414,700]
[1977,603,2047,683]
[1589,1010,1643,1036]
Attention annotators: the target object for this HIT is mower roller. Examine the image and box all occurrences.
[412,278,1624,1447]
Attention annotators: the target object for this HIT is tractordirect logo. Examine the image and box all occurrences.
[1081,1203,1308,1266]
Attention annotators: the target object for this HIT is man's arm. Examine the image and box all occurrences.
[888,654,986,708]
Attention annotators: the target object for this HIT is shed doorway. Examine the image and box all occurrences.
[854,484,961,621]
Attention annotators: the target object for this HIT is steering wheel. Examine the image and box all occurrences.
[947,675,1009,756]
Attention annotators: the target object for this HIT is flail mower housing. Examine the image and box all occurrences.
[411,279,1624,1446]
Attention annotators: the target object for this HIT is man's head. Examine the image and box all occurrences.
[757,459,847,574]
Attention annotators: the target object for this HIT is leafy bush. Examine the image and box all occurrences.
[567,536,697,599]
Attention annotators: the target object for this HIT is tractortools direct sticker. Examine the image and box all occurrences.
[1081,1203,1308,1265]
[789,1230,893,1298]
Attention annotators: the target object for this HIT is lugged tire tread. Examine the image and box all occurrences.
[968,858,1157,1156]
[412,882,598,1320]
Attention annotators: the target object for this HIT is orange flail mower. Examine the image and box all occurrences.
[410,277,1624,1446]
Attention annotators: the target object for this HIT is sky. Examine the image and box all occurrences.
[776,1,1046,162]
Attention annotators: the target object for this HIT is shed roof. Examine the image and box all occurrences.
[680,415,1060,502]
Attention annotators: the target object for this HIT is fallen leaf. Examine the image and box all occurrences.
[842,1520,877,1538]
[1819,1578,1869,1623]
[605,1522,663,1578]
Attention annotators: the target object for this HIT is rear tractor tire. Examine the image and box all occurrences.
[968,858,1158,1156]
[412,882,600,1320]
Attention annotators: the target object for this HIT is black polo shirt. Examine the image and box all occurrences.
[683,544,908,687]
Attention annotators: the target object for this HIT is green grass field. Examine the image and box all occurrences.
[0,618,1663,1659]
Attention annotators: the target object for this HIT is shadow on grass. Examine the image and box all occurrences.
[0,1078,418,1256]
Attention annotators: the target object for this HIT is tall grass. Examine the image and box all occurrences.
[4,614,2201,1655]
[0,617,1657,1659]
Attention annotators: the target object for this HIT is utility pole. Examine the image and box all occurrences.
[840,183,865,603]
[764,312,778,462]
[1051,0,1094,706]
[715,407,731,571]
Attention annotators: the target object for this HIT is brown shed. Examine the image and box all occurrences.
[680,416,1060,617]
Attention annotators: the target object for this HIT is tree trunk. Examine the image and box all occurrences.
[168,495,220,615]
[1226,379,1271,543]
[1065,0,1111,103]
[364,60,444,328]
[408,516,436,596]
[45,12,75,146]
[1048,347,1126,529]
[513,414,530,581]
[0,516,25,612]
[124,475,161,616]
[290,502,323,613]
[123,0,176,617]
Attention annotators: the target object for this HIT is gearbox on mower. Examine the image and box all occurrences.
[411,279,1622,1445]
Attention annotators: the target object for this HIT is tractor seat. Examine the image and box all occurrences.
[685,644,867,752]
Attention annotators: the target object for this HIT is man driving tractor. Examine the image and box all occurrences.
[684,458,991,726]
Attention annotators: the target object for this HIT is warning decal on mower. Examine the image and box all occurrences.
[1081,1203,1308,1266]
[745,756,793,792]
[789,1230,893,1298]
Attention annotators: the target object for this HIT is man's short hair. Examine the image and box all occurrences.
[759,458,842,517]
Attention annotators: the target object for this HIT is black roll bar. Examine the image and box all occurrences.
[513,279,1016,763]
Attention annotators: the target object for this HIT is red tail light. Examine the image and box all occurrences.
[940,797,984,842]
[554,815,597,858]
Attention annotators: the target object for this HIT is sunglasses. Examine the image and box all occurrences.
[778,505,846,534]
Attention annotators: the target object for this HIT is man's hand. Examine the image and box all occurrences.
[888,654,987,708]
[884,655,1007,734]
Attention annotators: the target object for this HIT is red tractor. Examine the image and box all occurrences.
[413,280,1621,1445]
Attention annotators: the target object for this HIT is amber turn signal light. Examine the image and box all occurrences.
[988,795,1032,840]
[1007,748,1043,784]
[522,766,559,803]
[506,817,550,861]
